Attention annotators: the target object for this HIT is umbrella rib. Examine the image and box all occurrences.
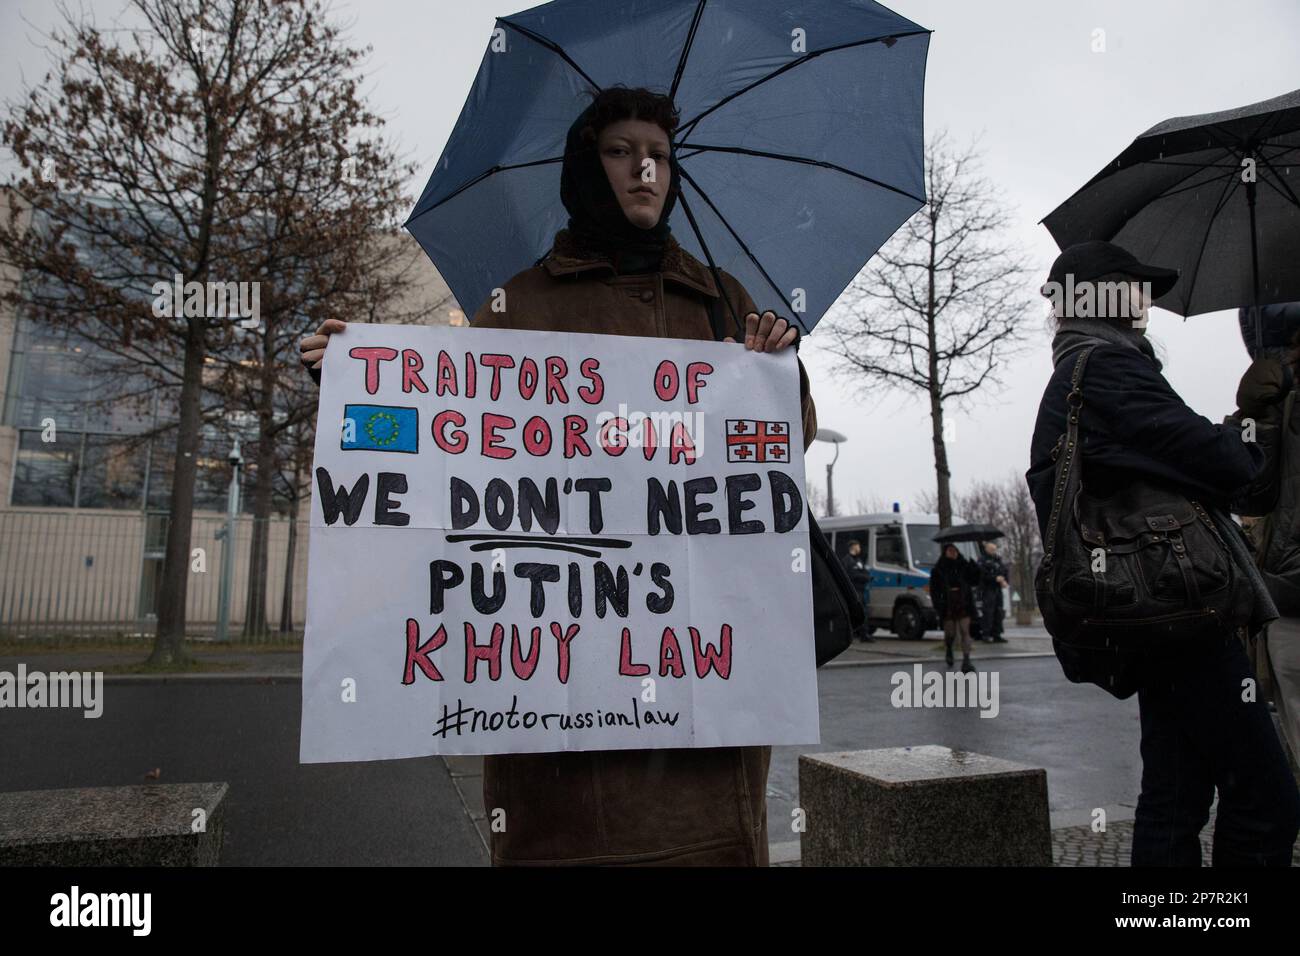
[1141,159,1256,170]
[669,0,708,103]
[1121,148,1240,207]
[405,156,563,223]
[676,29,930,140]
[1177,171,1242,314]
[1196,123,1300,207]
[1146,163,1239,203]
[497,17,602,91]
[1257,151,1300,209]
[1201,117,1295,165]
[1240,108,1290,152]
[680,143,926,204]
[676,164,808,334]
[675,189,744,339]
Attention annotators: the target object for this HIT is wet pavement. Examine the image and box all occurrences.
[5,630,1293,866]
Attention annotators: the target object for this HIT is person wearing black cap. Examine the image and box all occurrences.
[1038,239,1181,328]
[1026,240,1300,866]
[300,87,818,868]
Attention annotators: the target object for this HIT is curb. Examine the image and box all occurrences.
[824,651,1055,669]
[84,654,1058,680]
[98,672,302,683]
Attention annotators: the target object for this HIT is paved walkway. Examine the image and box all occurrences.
[19,629,1295,867]
[1052,808,1300,867]
[445,757,1300,867]
[443,755,492,857]
[0,646,303,676]
[828,623,1054,668]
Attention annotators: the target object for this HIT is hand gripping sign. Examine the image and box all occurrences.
[300,323,819,761]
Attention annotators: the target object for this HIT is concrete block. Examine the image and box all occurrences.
[799,746,1050,866]
[0,783,228,866]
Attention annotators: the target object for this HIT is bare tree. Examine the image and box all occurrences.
[955,478,1001,526]
[912,487,939,514]
[953,472,1042,616]
[273,419,314,633]
[1,0,405,660]
[806,483,828,519]
[852,493,888,515]
[215,164,418,639]
[997,475,1041,615]
[823,132,1036,527]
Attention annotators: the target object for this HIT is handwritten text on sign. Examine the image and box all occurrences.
[300,323,819,762]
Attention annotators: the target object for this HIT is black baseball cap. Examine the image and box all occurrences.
[1044,240,1180,299]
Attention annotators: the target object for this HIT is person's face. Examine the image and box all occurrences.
[944,545,958,560]
[848,542,860,556]
[984,541,997,556]
[598,118,671,230]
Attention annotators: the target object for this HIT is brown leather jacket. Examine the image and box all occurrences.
[471,228,817,866]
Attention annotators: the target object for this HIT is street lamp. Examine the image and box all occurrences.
[814,428,847,517]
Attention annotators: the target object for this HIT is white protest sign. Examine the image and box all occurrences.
[300,322,819,762]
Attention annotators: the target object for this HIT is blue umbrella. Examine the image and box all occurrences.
[405,0,929,335]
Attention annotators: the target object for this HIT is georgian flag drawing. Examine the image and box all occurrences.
[725,419,791,464]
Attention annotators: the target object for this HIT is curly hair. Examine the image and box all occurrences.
[576,87,680,146]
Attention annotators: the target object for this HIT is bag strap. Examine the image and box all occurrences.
[1043,346,1095,560]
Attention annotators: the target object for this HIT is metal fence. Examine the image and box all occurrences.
[0,509,308,641]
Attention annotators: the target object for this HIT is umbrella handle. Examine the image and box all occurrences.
[1247,175,1263,355]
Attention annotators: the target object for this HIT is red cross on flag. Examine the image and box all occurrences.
[726,419,791,463]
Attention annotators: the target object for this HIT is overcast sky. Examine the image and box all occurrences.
[4,0,1298,516]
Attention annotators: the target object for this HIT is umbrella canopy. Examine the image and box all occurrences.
[1042,88,1300,321]
[932,524,1003,544]
[405,0,929,335]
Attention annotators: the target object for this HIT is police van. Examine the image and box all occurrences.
[820,509,976,640]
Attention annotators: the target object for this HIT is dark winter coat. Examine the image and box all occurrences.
[840,551,870,588]
[977,552,1009,591]
[1026,339,1263,545]
[1232,357,1300,612]
[470,227,818,866]
[929,555,979,620]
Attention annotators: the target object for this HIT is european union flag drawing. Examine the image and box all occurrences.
[342,404,419,454]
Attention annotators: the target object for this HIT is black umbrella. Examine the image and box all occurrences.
[1043,88,1300,349]
[932,524,1004,544]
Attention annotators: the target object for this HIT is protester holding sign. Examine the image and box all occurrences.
[301,87,818,867]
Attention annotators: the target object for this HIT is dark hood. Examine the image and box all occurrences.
[559,100,680,266]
